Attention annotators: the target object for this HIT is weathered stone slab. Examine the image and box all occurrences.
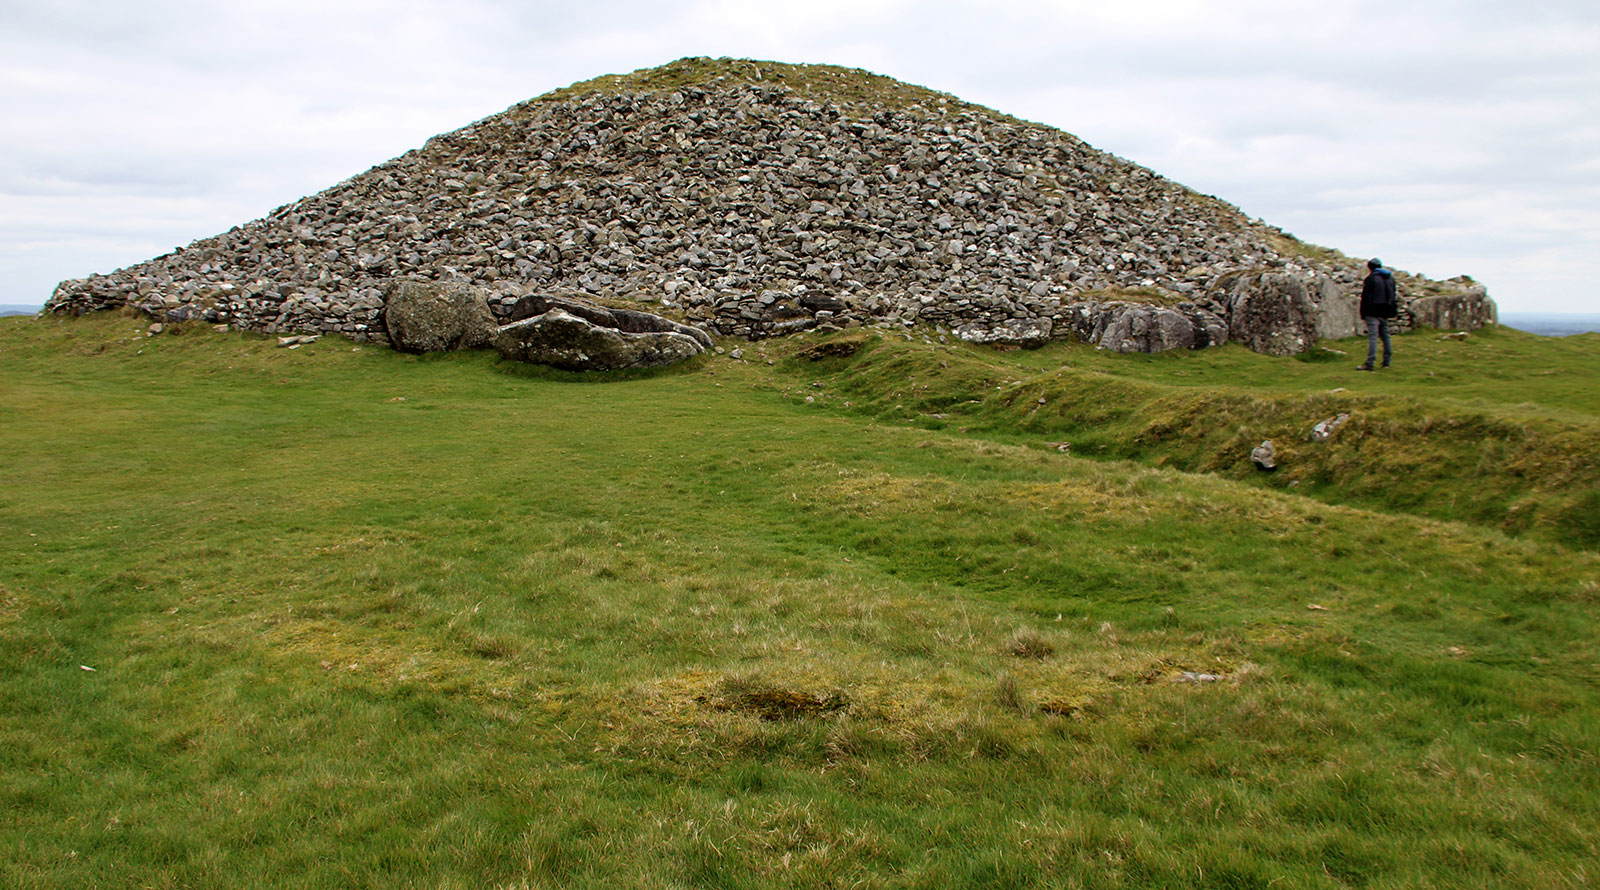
[509,292,713,349]
[1310,275,1361,340]
[954,317,1052,349]
[492,309,706,371]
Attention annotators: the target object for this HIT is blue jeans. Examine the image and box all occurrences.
[1364,316,1391,367]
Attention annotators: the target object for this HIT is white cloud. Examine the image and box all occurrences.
[2,0,1597,312]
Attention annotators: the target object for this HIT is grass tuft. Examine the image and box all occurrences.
[1005,627,1056,659]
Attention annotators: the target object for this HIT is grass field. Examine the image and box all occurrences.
[2,312,1597,889]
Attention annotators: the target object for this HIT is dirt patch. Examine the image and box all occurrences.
[708,683,851,721]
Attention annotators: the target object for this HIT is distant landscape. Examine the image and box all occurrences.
[0,304,40,317]
[1500,312,1600,336]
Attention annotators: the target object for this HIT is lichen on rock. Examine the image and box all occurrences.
[383,280,498,354]
[492,308,706,371]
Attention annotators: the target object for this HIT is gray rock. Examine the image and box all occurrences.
[36,65,1498,353]
[382,280,497,353]
[1097,304,1197,353]
[1310,413,1351,442]
[953,316,1053,348]
[509,292,713,350]
[492,308,706,371]
[1408,285,1497,330]
[1310,275,1360,340]
[1218,272,1319,356]
[1251,440,1277,470]
[1056,300,1225,353]
[610,306,716,349]
[798,292,847,313]
[508,292,617,327]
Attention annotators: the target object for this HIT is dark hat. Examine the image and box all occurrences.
[1367,258,1383,269]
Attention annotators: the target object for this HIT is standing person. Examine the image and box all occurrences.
[1357,258,1398,370]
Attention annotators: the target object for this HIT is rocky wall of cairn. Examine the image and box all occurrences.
[45,81,1492,353]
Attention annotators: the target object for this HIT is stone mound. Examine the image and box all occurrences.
[42,57,1495,354]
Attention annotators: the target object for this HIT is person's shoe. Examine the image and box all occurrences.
[1355,364,1373,371]
[1381,361,1390,369]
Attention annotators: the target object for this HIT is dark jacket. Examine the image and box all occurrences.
[1360,268,1398,318]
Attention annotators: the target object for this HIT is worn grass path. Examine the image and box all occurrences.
[2,314,1597,889]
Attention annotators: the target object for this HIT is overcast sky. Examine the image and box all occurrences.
[2,0,1596,313]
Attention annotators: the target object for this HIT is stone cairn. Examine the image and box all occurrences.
[43,58,1496,357]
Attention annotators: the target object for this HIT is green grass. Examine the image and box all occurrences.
[2,313,1598,888]
[794,324,1600,548]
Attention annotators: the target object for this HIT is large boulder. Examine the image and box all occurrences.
[1056,301,1226,353]
[383,280,497,353]
[1096,303,1229,353]
[1216,271,1319,356]
[508,292,714,349]
[493,308,707,371]
[1101,305,1191,353]
[1309,274,1361,340]
[1407,281,1497,330]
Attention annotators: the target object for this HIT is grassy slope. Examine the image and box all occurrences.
[2,314,1598,889]
[797,325,1600,548]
